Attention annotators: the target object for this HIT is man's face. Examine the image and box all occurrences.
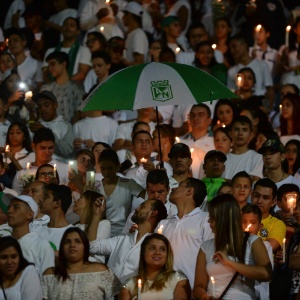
[232,177,252,205]
[37,98,57,122]
[203,156,225,178]
[92,57,110,81]
[189,106,211,131]
[251,185,275,217]
[7,199,33,227]
[27,181,44,204]
[39,190,55,215]
[242,213,262,234]
[231,122,252,147]
[262,151,284,171]
[131,200,153,224]
[62,18,79,40]
[165,21,181,38]
[169,179,189,204]
[169,153,192,175]
[8,34,26,56]
[47,59,66,79]
[188,27,208,48]
[229,39,246,62]
[32,141,55,164]
[146,183,169,204]
[132,133,153,158]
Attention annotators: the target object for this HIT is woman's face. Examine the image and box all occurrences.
[100,160,119,179]
[63,232,85,263]
[77,154,93,173]
[215,20,231,39]
[73,195,87,215]
[144,238,167,269]
[196,45,214,66]
[6,74,20,93]
[93,144,106,161]
[86,34,102,52]
[8,125,25,147]
[36,166,54,183]
[281,98,293,120]
[216,104,233,125]
[0,54,16,73]
[0,246,20,278]
[149,42,162,62]
[214,131,232,154]
[285,143,298,166]
[240,70,255,91]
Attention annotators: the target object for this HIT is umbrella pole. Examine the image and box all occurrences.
[155,107,164,169]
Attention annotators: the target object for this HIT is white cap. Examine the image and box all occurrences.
[124,2,143,16]
[3,193,38,218]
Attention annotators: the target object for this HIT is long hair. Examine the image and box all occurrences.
[135,233,175,293]
[0,236,32,282]
[6,121,32,152]
[282,139,300,175]
[35,163,60,184]
[208,194,244,262]
[280,94,300,135]
[194,41,217,68]
[54,227,90,282]
[82,190,106,233]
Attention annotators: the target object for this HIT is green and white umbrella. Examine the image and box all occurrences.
[79,62,237,111]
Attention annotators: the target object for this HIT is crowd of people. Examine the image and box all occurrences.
[0,0,299,299]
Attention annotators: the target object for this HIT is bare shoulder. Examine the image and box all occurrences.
[85,262,108,272]
[43,267,55,275]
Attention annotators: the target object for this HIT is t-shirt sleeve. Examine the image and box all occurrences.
[78,46,92,66]
[131,30,148,56]
[129,179,144,197]
[250,152,263,178]
[269,219,286,247]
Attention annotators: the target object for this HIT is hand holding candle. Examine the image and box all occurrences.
[138,279,142,299]
[286,25,291,47]
[236,73,244,89]
[158,225,163,234]
[211,276,216,297]
[140,157,147,163]
[5,145,10,163]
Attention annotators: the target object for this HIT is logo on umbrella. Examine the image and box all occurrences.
[151,80,173,102]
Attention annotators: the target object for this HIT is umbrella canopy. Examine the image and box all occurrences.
[79,62,237,111]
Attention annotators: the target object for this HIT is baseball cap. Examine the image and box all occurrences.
[33,90,57,103]
[258,139,285,154]
[107,37,126,50]
[123,2,143,17]
[168,143,191,159]
[2,193,38,218]
[161,16,179,28]
[204,150,227,163]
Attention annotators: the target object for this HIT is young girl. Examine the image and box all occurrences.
[213,127,232,154]
[282,139,300,177]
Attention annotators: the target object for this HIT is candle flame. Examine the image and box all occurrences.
[175,137,180,143]
[246,224,252,231]
[175,47,180,53]
[255,24,262,32]
[5,145,9,151]
[212,44,217,50]
[283,238,286,243]
[54,164,56,169]
[106,0,110,3]
[100,26,104,31]
[138,279,142,285]
[159,225,163,230]
[286,25,291,32]
[222,124,226,128]
[190,148,194,153]
[211,276,215,281]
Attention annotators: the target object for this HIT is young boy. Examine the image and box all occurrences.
[0,91,10,148]
[223,115,263,181]
[241,204,273,300]
[232,171,252,208]
[217,182,233,195]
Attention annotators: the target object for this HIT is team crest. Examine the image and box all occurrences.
[260,227,269,238]
[151,80,173,102]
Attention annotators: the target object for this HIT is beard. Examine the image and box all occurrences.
[131,211,147,224]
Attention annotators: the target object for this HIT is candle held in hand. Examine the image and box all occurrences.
[140,157,147,163]
[245,224,252,232]
[158,225,163,234]
[286,25,291,47]
[26,162,30,170]
[211,276,216,297]
[137,279,142,299]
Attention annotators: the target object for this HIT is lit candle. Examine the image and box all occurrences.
[140,157,147,163]
[190,148,194,154]
[279,104,282,115]
[175,47,180,53]
[106,0,110,3]
[158,225,163,234]
[53,164,56,177]
[211,276,216,297]
[100,26,104,32]
[25,91,33,99]
[282,238,286,263]
[5,38,8,45]
[5,145,9,163]
[138,279,142,299]
[255,24,262,47]
[212,44,217,50]
[175,137,180,143]
[245,224,252,232]
[236,73,243,89]
[26,162,30,171]
[286,193,297,214]
[286,25,291,47]
[222,124,226,128]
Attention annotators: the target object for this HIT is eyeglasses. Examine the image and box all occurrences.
[38,172,54,178]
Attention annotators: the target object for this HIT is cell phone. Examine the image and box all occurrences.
[68,160,78,173]
[86,171,95,185]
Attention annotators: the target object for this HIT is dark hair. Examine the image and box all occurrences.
[91,142,111,152]
[190,103,211,118]
[215,17,232,30]
[187,22,207,40]
[150,199,168,223]
[46,51,70,71]
[241,204,262,223]
[75,149,94,163]
[146,169,169,189]
[282,140,300,175]
[253,178,277,200]
[132,121,150,135]
[288,17,300,51]
[213,126,232,141]
[185,177,207,206]
[277,184,300,203]
[44,184,72,214]
[132,130,152,144]
[229,34,248,48]
[55,227,90,281]
[231,115,253,132]
[99,149,120,166]
[0,236,32,282]
[0,69,20,97]
[63,17,80,29]
[6,121,32,152]
[0,90,8,106]
[87,31,107,50]
[33,128,55,144]
[154,124,176,146]
[91,50,111,65]
[281,84,299,96]
[212,99,239,129]
[194,41,216,68]
[238,67,256,85]
[280,94,300,135]
[217,182,232,195]
[35,163,60,184]
[232,171,252,186]
[159,47,176,62]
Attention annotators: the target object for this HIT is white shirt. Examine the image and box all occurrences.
[223,150,263,180]
[181,133,215,153]
[19,232,55,276]
[48,9,78,26]
[4,0,25,29]
[0,119,10,147]
[90,230,150,283]
[83,68,97,93]
[155,207,213,288]
[18,55,43,88]
[249,45,278,73]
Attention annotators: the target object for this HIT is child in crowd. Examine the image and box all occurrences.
[217,181,232,195]
[232,171,252,208]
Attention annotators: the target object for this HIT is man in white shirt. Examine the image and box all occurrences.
[31,183,73,250]
[3,193,55,276]
[29,90,74,159]
[156,177,213,289]
[12,128,69,194]
[87,199,167,283]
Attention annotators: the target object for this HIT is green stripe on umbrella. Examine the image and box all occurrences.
[80,62,237,112]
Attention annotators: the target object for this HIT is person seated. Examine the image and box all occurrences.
[119,233,191,299]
